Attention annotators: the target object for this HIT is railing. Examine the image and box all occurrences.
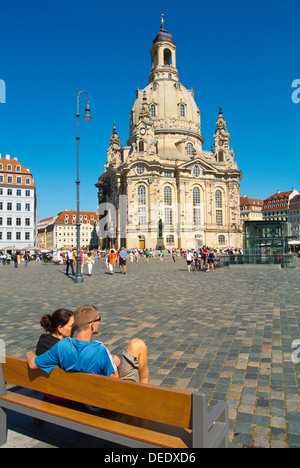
[219,254,296,268]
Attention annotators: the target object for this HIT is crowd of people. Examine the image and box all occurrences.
[0,251,31,267]
[1,245,250,277]
[184,246,219,272]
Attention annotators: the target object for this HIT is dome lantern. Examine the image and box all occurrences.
[149,16,178,83]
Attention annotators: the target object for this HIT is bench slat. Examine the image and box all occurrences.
[2,356,192,429]
[0,392,191,448]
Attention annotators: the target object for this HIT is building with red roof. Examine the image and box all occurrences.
[0,154,37,250]
[289,193,300,247]
[37,210,99,250]
[240,195,264,223]
[262,189,299,223]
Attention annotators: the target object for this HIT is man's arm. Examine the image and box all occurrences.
[109,355,120,378]
[26,341,61,374]
[110,369,120,379]
[26,351,38,369]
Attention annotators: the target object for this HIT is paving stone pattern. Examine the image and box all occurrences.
[0,255,300,448]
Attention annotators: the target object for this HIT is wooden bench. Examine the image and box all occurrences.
[0,356,228,448]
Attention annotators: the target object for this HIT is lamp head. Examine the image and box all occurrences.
[83,102,92,121]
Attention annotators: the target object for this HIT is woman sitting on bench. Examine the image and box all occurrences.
[35,309,75,356]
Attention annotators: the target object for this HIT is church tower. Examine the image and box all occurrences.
[149,15,179,83]
[96,19,242,251]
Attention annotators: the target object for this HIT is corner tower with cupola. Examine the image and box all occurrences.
[96,18,242,250]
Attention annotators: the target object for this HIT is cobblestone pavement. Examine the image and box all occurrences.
[1,255,300,448]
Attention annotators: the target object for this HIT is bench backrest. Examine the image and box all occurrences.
[1,356,192,429]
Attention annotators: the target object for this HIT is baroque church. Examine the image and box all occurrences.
[96,18,242,251]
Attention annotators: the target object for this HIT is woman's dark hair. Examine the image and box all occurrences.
[40,309,73,334]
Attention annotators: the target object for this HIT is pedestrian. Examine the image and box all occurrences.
[145,248,150,263]
[24,252,29,266]
[66,248,75,276]
[200,246,208,271]
[134,250,139,263]
[108,249,116,275]
[118,248,128,274]
[207,248,215,272]
[86,252,94,276]
[80,250,84,274]
[186,250,193,272]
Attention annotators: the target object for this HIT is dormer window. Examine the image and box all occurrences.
[7,164,12,171]
[217,150,224,162]
[186,142,193,155]
[180,104,185,117]
[150,104,156,118]
[193,165,201,178]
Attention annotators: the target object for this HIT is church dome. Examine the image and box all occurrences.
[152,27,175,44]
[128,21,203,154]
[130,80,202,138]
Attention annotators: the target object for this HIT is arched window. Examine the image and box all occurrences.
[215,190,222,208]
[180,104,185,117]
[217,151,224,162]
[164,186,172,205]
[164,186,172,226]
[215,190,223,226]
[166,235,174,245]
[150,104,156,118]
[137,185,146,225]
[186,142,193,155]
[138,185,146,206]
[193,187,201,226]
[218,235,226,245]
[138,140,144,152]
[164,48,172,65]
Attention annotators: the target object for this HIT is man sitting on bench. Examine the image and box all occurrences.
[26,304,149,384]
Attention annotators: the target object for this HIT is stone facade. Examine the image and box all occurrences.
[96,20,242,250]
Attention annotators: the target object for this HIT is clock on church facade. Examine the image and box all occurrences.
[96,19,242,251]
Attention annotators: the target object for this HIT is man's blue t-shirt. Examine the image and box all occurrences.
[34,338,117,376]
[119,249,127,259]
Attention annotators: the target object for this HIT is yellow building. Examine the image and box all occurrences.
[96,20,242,250]
[240,195,264,224]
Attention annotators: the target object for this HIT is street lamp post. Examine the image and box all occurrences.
[74,90,92,284]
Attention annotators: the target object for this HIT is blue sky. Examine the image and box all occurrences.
[0,0,299,221]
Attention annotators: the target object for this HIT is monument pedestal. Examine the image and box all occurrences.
[156,237,165,251]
